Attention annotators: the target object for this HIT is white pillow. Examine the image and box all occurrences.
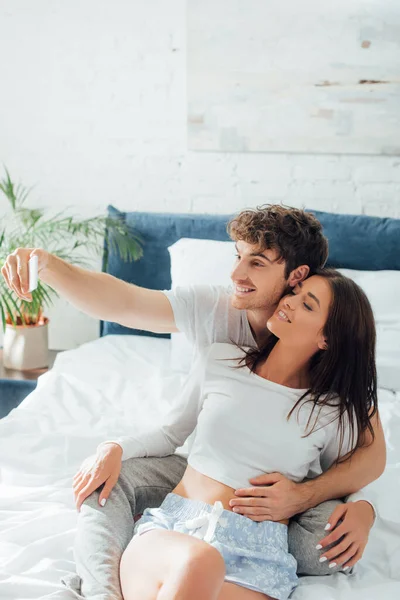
[169,238,235,288]
[168,238,400,391]
[338,269,400,326]
[338,269,400,392]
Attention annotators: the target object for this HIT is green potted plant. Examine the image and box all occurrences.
[0,168,142,370]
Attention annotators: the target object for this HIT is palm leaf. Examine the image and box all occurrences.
[1,293,20,327]
[15,183,34,206]
[18,208,44,230]
[0,167,17,210]
[4,288,29,325]
[37,284,56,307]
[0,168,144,330]
[0,301,6,331]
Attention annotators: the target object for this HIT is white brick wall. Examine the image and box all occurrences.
[0,0,399,349]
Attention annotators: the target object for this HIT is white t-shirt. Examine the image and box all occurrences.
[112,343,356,489]
[162,284,375,511]
[166,285,254,348]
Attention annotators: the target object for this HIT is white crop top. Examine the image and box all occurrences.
[108,343,356,490]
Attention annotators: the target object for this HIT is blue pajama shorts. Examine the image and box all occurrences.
[133,493,298,600]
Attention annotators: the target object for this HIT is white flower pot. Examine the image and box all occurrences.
[3,319,49,370]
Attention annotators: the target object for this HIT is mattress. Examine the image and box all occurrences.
[0,335,399,600]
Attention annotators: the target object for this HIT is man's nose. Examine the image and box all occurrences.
[231,259,248,282]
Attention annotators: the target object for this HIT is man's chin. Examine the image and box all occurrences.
[231,293,255,310]
[230,293,277,314]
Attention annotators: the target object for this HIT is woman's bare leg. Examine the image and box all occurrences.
[218,582,275,600]
[120,529,225,600]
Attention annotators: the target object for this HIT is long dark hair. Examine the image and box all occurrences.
[239,268,378,464]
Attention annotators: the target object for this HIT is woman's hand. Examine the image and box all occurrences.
[316,501,375,570]
[73,443,123,512]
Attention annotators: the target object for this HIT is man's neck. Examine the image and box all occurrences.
[246,306,275,348]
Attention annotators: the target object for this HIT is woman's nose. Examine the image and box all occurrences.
[283,296,295,311]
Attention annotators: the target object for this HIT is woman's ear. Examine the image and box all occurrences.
[318,338,328,351]
[288,265,310,287]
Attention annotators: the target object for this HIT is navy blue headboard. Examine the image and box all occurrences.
[100,205,400,338]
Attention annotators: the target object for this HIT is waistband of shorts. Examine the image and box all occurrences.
[160,493,219,519]
[161,493,288,530]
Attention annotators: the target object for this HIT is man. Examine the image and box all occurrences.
[2,205,385,600]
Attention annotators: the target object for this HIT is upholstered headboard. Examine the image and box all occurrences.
[100,205,400,338]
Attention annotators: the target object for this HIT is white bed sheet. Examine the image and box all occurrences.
[0,334,399,600]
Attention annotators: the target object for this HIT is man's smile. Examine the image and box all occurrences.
[234,284,256,297]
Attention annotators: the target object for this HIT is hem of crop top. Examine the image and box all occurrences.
[187,456,298,504]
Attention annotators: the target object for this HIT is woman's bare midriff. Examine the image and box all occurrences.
[172,465,289,526]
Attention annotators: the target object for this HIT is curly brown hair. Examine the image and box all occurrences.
[227,204,329,277]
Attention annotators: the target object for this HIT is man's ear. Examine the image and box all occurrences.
[287,265,310,288]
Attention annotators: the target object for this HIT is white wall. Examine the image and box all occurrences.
[188,1,400,156]
[0,0,399,349]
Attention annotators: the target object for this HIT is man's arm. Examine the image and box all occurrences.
[301,410,386,513]
[231,410,385,521]
[1,248,178,334]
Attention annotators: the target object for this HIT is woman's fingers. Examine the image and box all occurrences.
[73,469,87,483]
[319,536,352,563]
[72,446,122,512]
[73,473,90,502]
[317,522,346,550]
[329,543,358,569]
[322,541,357,568]
[324,504,347,533]
[73,471,82,482]
[72,476,86,495]
[72,459,103,510]
[342,547,363,570]
[73,470,89,486]
[76,478,103,512]
[98,475,118,507]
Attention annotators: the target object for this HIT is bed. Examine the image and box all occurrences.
[0,207,399,600]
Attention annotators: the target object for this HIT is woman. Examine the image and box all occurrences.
[119,269,377,600]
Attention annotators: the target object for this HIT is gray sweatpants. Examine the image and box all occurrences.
[62,455,350,600]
